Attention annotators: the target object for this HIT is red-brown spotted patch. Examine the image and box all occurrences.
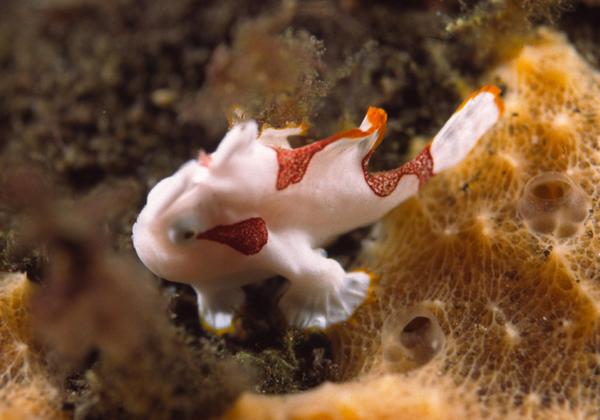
[273,128,366,190]
[271,105,434,197]
[273,107,388,190]
[362,144,434,197]
[197,217,268,255]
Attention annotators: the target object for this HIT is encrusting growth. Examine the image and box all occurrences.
[0,273,64,419]
[133,85,502,333]
[225,29,600,420]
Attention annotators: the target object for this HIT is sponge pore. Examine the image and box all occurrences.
[518,172,589,238]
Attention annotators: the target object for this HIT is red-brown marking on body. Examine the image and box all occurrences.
[273,107,386,190]
[272,106,434,197]
[273,128,366,190]
[197,217,268,255]
[360,108,433,196]
[362,145,434,197]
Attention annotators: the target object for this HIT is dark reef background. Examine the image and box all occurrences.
[0,0,599,418]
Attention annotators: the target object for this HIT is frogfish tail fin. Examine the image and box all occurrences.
[430,85,504,174]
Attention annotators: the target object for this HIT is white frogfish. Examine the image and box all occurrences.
[133,86,504,333]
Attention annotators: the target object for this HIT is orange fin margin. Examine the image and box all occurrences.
[456,85,505,116]
[364,106,388,154]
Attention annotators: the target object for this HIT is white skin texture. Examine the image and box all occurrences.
[133,86,503,332]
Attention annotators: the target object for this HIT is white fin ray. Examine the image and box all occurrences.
[212,120,259,165]
[431,86,503,174]
[258,124,307,149]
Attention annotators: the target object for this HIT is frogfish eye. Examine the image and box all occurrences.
[167,216,203,245]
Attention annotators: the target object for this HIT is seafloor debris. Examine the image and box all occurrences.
[225,29,600,420]
[0,171,248,419]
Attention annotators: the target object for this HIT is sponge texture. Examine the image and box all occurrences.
[227,29,600,420]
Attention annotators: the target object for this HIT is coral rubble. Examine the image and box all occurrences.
[226,29,600,419]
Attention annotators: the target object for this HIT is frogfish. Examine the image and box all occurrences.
[132,86,504,333]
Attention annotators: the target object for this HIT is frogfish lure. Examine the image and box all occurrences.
[132,86,504,333]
